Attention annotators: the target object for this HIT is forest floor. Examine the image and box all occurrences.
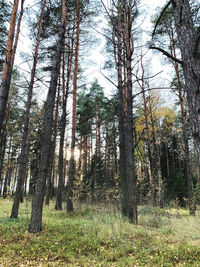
[0,199,200,266]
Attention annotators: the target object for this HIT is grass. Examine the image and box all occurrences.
[0,199,200,266]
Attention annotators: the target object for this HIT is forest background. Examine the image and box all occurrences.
[0,0,200,265]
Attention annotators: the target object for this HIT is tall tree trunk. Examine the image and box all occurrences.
[11,0,47,219]
[55,51,69,210]
[123,0,138,223]
[113,124,118,175]
[66,0,80,213]
[28,0,67,233]
[171,42,196,215]
[45,83,60,205]
[83,135,88,174]
[0,83,14,186]
[11,157,19,195]
[11,0,25,69]
[78,137,82,173]
[139,57,157,206]
[172,0,200,165]
[3,136,12,197]
[149,99,160,206]
[0,127,7,191]
[0,0,19,133]
[117,0,128,217]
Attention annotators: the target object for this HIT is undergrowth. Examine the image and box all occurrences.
[0,198,200,266]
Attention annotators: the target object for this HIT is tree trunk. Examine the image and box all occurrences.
[55,51,69,210]
[0,129,7,192]
[172,46,196,215]
[45,83,60,205]
[116,0,128,217]
[11,0,25,69]
[149,99,160,207]
[113,124,118,175]
[83,135,88,174]
[3,136,12,197]
[172,0,200,165]
[28,0,67,233]
[11,0,47,219]
[0,0,19,133]
[123,0,138,223]
[139,57,158,206]
[66,0,80,213]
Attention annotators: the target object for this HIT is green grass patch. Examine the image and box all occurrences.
[0,199,200,266]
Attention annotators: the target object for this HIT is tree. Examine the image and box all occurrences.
[55,45,71,210]
[0,0,11,72]
[101,0,138,223]
[151,3,196,214]
[10,0,47,219]
[28,0,67,233]
[0,0,19,133]
[151,0,200,165]
[137,57,161,207]
[66,0,81,213]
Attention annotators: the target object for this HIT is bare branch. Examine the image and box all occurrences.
[100,68,117,88]
[152,1,171,37]
[133,87,177,99]
[150,45,183,64]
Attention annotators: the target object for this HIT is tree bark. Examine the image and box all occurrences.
[172,0,200,165]
[117,0,128,216]
[83,135,88,174]
[55,51,69,210]
[172,45,196,215]
[66,0,80,213]
[3,136,12,197]
[123,0,138,223]
[28,0,67,233]
[11,0,25,69]
[45,83,60,205]
[11,0,47,219]
[0,0,19,133]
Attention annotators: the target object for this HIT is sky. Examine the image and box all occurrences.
[15,0,174,104]
[83,0,172,98]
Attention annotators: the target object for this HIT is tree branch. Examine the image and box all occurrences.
[150,46,183,64]
[152,0,171,37]
[100,68,117,89]
[133,87,177,99]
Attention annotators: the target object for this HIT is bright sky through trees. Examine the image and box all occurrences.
[15,0,170,101]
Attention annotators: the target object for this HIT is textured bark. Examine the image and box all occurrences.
[83,135,88,174]
[123,0,138,223]
[28,0,67,233]
[11,0,25,69]
[150,108,160,207]
[45,84,60,205]
[78,138,82,172]
[105,126,110,178]
[3,136,12,197]
[55,51,69,210]
[66,0,80,213]
[172,47,195,215]
[0,0,19,133]
[172,0,200,164]
[164,12,196,214]
[117,0,128,216]
[11,0,47,219]
[113,125,118,175]
[123,52,127,114]
[0,132,6,194]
